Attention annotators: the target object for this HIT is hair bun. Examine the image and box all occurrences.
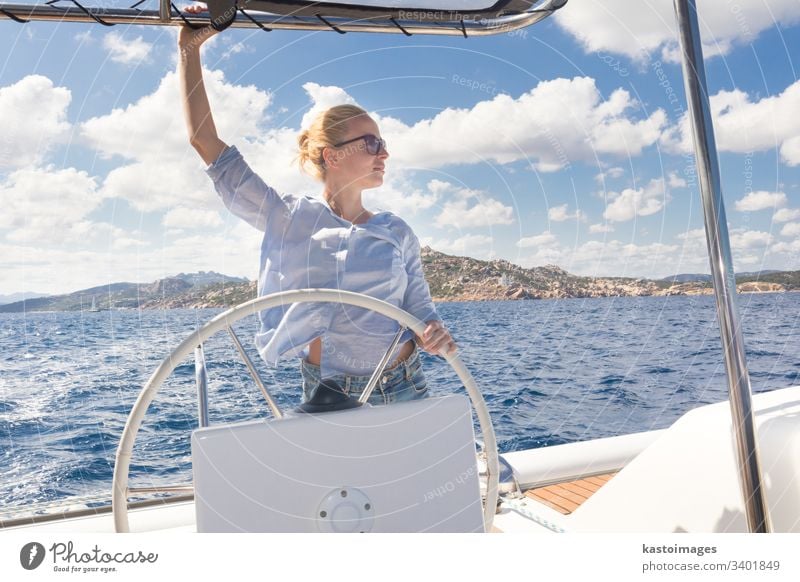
[295,104,369,182]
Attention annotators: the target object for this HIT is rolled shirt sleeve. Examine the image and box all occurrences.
[400,231,441,343]
[205,144,294,233]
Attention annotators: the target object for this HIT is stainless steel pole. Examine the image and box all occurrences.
[673,0,770,533]
[195,344,210,428]
[159,0,170,22]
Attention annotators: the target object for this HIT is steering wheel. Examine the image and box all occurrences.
[112,289,500,532]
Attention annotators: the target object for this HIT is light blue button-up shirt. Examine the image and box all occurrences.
[206,144,441,379]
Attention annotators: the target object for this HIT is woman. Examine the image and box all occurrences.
[178,5,456,405]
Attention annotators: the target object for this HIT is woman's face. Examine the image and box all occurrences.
[324,115,389,190]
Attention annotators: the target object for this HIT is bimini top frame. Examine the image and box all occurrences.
[0,0,567,36]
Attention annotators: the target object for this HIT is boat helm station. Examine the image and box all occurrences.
[0,0,797,534]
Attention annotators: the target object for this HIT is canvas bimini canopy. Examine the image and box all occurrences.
[0,0,567,36]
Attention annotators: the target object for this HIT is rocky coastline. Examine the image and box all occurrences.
[1,251,796,313]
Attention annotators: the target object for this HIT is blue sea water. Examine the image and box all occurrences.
[1,293,799,513]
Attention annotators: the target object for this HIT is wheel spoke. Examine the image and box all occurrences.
[359,326,408,404]
[227,325,283,419]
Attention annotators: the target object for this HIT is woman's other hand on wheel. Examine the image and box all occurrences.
[418,320,457,357]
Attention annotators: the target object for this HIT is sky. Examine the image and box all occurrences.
[1,0,799,296]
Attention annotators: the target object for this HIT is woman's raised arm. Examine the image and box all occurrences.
[178,4,227,166]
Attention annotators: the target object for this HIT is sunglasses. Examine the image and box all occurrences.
[333,133,387,156]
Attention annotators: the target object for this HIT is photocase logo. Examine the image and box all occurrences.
[20,542,46,570]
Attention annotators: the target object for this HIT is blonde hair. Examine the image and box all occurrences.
[296,104,370,181]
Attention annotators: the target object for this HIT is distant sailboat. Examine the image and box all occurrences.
[89,295,100,312]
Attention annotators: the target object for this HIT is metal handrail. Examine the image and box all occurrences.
[128,484,194,494]
[0,0,566,35]
[0,494,194,529]
[672,0,770,533]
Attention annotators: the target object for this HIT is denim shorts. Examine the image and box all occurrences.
[300,344,429,406]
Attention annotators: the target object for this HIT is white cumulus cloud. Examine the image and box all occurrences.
[374,77,666,172]
[425,234,494,257]
[163,207,224,230]
[517,231,558,248]
[662,81,800,165]
[774,208,800,223]
[548,204,586,222]
[780,223,800,237]
[729,228,773,250]
[594,166,625,183]
[735,191,787,212]
[0,75,71,170]
[299,82,359,131]
[589,223,615,234]
[781,135,800,166]
[555,0,800,63]
[435,196,515,228]
[363,176,440,217]
[81,68,276,211]
[0,166,103,243]
[103,32,154,66]
[603,177,670,222]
